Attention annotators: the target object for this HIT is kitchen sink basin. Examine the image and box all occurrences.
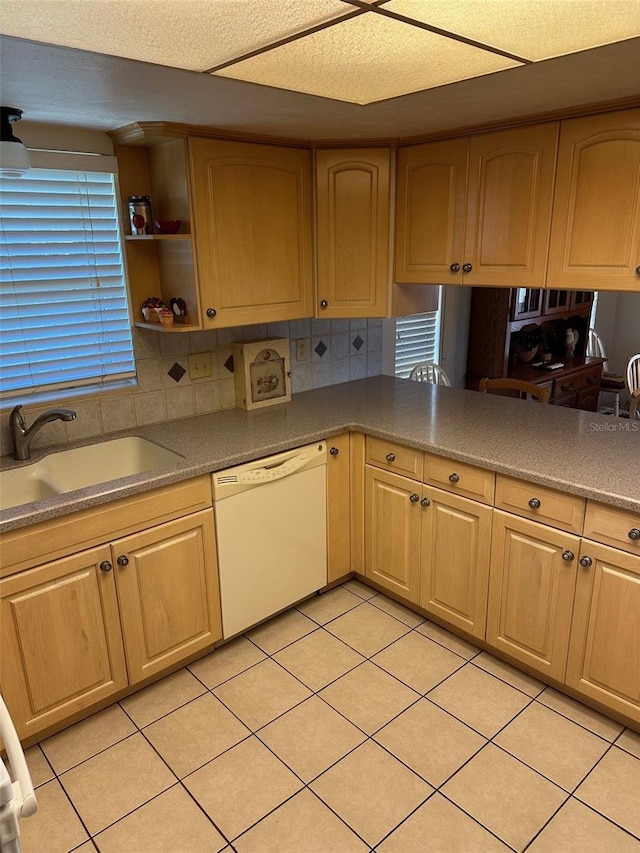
[0,437,183,510]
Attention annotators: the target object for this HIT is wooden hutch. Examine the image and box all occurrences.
[466,288,604,410]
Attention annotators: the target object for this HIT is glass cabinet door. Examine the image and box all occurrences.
[510,288,543,320]
[543,289,571,315]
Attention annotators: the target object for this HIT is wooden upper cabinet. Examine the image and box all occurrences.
[395,124,558,287]
[463,123,559,287]
[188,138,314,327]
[547,108,640,291]
[316,149,390,317]
[395,137,467,284]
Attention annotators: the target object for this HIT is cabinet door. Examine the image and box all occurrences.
[316,149,390,317]
[364,466,421,602]
[0,547,127,740]
[420,487,492,639]
[327,433,352,583]
[189,138,313,326]
[566,541,640,723]
[395,138,467,284]
[113,510,222,683]
[548,108,640,291]
[486,511,579,680]
[464,123,559,287]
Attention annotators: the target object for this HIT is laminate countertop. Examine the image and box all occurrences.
[1,375,639,533]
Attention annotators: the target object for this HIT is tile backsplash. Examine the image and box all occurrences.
[0,318,383,457]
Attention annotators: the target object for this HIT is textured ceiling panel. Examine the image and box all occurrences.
[214,14,520,104]
[388,0,640,61]
[0,0,352,70]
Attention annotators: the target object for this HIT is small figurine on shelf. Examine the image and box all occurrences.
[158,307,174,327]
[565,328,579,357]
[141,296,165,322]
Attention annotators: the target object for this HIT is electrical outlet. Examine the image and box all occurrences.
[188,351,212,379]
[296,338,310,362]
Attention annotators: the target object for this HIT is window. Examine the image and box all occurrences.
[394,290,443,379]
[0,159,135,402]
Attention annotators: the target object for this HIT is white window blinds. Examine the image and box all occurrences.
[0,167,135,399]
[394,306,442,379]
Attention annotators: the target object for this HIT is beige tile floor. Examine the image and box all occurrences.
[17,579,640,853]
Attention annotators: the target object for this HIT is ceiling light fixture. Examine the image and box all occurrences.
[0,106,31,178]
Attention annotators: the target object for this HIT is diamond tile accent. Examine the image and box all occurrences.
[352,334,364,351]
[167,361,186,382]
[223,354,234,373]
[314,340,328,358]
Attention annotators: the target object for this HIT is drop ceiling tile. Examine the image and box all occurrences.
[387,0,640,61]
[0,0,353,71]
[214,13,520,104]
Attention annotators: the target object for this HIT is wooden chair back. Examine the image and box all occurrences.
[479,377,551,404]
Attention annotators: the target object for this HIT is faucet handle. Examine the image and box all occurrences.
[10,404,26,428]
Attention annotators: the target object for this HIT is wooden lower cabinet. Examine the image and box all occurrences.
[566,540,640,723]
[364,467,491,628]
[327,434,352,582]
[0,546,128,740]
[420,487,492,640]
[113,510,221,683]
[486,511,580,680]
[365,466,421,601]
[0,509,221,739]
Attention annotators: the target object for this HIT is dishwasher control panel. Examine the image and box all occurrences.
[212,442,326,500]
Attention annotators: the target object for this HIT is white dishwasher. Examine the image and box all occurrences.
[212,441,327,638]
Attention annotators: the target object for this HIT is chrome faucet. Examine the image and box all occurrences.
[9,404,77,461]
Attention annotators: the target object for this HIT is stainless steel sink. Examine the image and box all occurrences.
[0,437,183,510]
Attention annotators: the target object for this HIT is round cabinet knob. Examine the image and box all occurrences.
[628,528,640,541]
[116,555,129,567]
[462,263,473,273]
[450,263,460,273]
[420,497,431,507]
[561,550,575,562]
[329,446,339,456]
[99,561,112,573]
[449,473,460,484]
[320,300,328,309]
[206,307,217,318]
[579,555,593,568]
[409,493,420,503]
[386,452,396,462]
[636,266,640,276]
[528,497,541,509]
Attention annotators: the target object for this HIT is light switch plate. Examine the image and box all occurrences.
[188,351,212,379]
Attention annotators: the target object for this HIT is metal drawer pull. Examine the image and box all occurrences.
[409,493,420,503]
[561,550,574,562]
[99,561,112,573]
[628,528,640,541]
[386,452,396,462]
[449,473,460,483]
[579,556,593,568]
[528,497,541,509]
[420,497,430,507]
[329,447,339,456]
[320,300,328,309]
[206,307,217,318]
[117,555,129,567]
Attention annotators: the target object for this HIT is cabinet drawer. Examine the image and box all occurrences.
[552,374,580,398]
[581,366,602,391]
[366,437,423,480]
[584,501,640,556]
[495,474,585,534]
[423,453,494,505]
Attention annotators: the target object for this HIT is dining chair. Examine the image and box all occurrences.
[479,377,550,403]
[626,354,640,420]
[408,362,451,386]
[587,329,625,417]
